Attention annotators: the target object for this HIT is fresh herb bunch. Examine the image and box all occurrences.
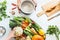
[0,0,9,21]
[47,25,60,40]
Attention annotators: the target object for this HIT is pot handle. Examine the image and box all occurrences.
[28,0,37,10]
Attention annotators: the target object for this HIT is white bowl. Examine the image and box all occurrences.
[21,0,35,15]
[0,26,6,37]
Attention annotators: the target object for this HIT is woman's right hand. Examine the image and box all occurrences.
[5,28,16,40]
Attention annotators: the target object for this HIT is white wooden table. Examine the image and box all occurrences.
[0,0,60,40]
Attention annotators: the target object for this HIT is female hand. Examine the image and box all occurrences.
[5,29,15,40]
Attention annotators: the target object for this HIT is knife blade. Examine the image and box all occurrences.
[48,13,60,21]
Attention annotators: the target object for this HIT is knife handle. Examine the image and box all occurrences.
[37,11,45,17]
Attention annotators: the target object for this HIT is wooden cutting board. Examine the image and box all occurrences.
[37,0,60,17]
[45,3,60,17]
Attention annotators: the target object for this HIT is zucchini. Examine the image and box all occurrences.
[32,23,41,32]
[14,19,22,26]
[23,30,34,38]
[13,17,24,22]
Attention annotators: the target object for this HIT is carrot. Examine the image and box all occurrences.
[22,26,25,30]
[22,21,29,29]
[32,35,44,40]
[22,23,29,28]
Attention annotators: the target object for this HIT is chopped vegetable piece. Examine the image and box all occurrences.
[12,3,17,6]
[10,11,15,15]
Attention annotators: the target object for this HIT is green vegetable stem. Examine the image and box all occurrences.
[46,25,60,40]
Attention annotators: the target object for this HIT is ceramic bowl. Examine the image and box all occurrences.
[20,0,35,15]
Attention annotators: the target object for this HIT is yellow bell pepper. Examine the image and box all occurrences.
[38,29,45,35]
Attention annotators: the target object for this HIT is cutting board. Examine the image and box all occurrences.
[37,0,60,17]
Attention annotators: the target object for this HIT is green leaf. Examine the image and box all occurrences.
[0,0,8,21]
[9,20,17,29]
[46,25,60,40]
[0,17,2,21]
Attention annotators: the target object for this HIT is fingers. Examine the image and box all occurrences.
[17,0,21,8]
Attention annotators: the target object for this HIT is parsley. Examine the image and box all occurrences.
[0,0,9,21]
[47,25,60,40]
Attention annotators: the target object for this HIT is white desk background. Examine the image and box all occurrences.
[0,0,60,40]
